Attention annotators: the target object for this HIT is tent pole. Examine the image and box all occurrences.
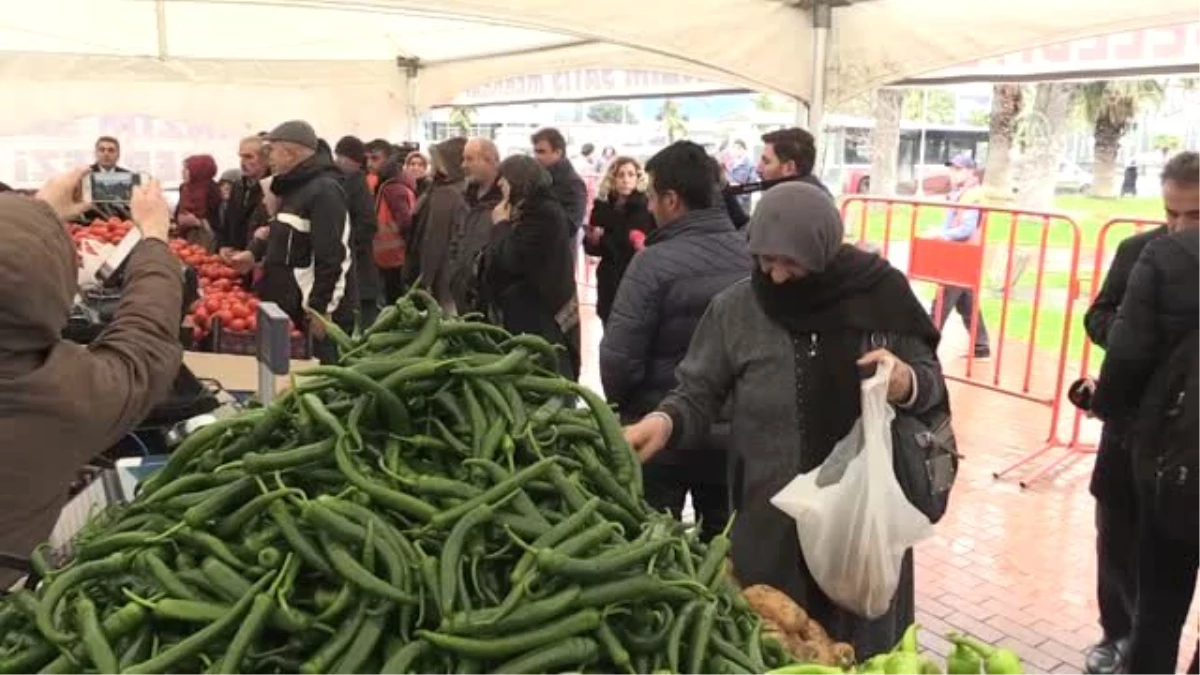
[809,1,832,135]
[154,0,168,59]
[398,57,421,142]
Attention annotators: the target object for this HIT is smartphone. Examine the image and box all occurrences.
[81,171,149,204]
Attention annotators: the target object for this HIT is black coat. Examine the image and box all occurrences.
[251,154,357,326]
[1094,229,1199,422]
[599,207,751,465]
[546,159,588,237]
[583,192,654,323]
[479,190,579,379]
[338,166,380,302]
[222,177,270,250]
[1083,226,1166,501]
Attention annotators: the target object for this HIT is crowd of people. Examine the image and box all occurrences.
[0,117,1196,669]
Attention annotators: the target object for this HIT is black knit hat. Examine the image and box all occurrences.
[335,136,367,167]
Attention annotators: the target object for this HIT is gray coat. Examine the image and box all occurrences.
[659,279,947,657]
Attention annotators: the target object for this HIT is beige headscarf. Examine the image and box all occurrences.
[0,194,77,355]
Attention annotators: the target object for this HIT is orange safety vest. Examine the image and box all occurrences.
[372,177,414,269]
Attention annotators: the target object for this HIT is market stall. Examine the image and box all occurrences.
[0,290,1027,674]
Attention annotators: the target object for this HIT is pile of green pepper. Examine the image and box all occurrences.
[0,290,808,674]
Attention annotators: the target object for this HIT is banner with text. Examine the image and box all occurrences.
[906,22,1199,82]
[452,69,740,106]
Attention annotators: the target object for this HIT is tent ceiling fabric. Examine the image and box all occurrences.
[0,0,1194,124]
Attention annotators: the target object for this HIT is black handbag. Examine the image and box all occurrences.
[866,332,960,523]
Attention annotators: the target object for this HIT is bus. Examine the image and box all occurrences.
[818,114,990,196]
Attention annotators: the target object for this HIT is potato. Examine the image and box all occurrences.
[802,617,831,646]
[832,642,856,669]
[784,636,836,666]
[742,585,809,633]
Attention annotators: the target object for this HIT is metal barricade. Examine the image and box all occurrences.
[1058,218,1167,457]
[841,196,1086,487]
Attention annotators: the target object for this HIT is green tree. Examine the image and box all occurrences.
[656,98,688,142]
[586,102,635,124]
[902,89,956,124]
[753,93,790,113]
[448,105,476,137]
[1075,79,1164,198]
[1152,132,1182,158]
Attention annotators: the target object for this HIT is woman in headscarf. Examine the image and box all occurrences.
[583,156,653,325]
[405,151,431,197]
[175,154,221,248]
[624,182,948,658]
[474,154,580,380]
[405,139,468,312]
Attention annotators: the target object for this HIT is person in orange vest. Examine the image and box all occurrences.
[367,144,417,304]
[931,153,990,359]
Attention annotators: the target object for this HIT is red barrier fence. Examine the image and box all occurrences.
[841,196,1087,488]
[1059,218,1168,452]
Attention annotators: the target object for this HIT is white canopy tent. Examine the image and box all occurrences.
[0,0,1194,172]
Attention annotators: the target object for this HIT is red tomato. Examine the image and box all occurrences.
[212,279,231,292]
[205,298,222,314]
[233,304,251,320]
[107,216,122,226]
[245,315,257,332]
[247,297,259,310]
[192,326,205,343]
[194,305,209,320]
[215,309,235,326]
[193,313,210,330]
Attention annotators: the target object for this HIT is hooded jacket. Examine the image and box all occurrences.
[252,152,357,326]
[0,195,182,583]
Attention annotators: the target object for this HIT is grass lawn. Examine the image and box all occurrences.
[918,282,1102,373]
[844,194,1165,250]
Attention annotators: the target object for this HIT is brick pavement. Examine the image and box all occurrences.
[576,282,1198,673]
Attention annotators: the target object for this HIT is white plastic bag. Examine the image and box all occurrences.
[770,359,934,619]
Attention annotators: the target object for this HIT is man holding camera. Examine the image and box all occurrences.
[0,168,181,586]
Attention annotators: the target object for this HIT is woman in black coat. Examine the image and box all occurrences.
[476,155,581,380]
[583,157,654,324]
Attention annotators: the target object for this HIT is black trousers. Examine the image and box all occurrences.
[931,286,990,353]
[1095,500,1139,642]
[380,267,407,305]
[1127,515,1199,673]
[643,459,730,543]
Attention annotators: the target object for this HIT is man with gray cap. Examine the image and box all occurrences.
[243,120,356,363]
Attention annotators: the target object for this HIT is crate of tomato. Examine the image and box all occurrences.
[68,217,134,246]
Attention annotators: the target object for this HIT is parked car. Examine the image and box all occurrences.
[1055,162,1093,194]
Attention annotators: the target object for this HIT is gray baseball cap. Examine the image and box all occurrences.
[265,120,318,150]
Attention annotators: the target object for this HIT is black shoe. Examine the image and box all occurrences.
[1085,638,1128,674]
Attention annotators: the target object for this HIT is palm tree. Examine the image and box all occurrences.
[656,99,688,142]
[1076,80,1163,198]
[981,83,1023,199]
[448,105,476,137]
[868,88,903,196]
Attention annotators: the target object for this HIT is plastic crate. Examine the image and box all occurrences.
[48,469,123,561]
[209,318,312,359]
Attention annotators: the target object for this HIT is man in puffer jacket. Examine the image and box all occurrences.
[240,121,357,363]
[1090,151,1198,675]
[599,141,751,541]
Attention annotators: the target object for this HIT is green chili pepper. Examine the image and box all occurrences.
[123,570,274,674]
[949,634,1024,675]
[947,641,983,675]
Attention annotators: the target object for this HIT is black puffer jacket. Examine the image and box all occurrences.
[1094,228,1199,421]
[253,153,356,327]
[599,206,750,436]
[583,192,654,324]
